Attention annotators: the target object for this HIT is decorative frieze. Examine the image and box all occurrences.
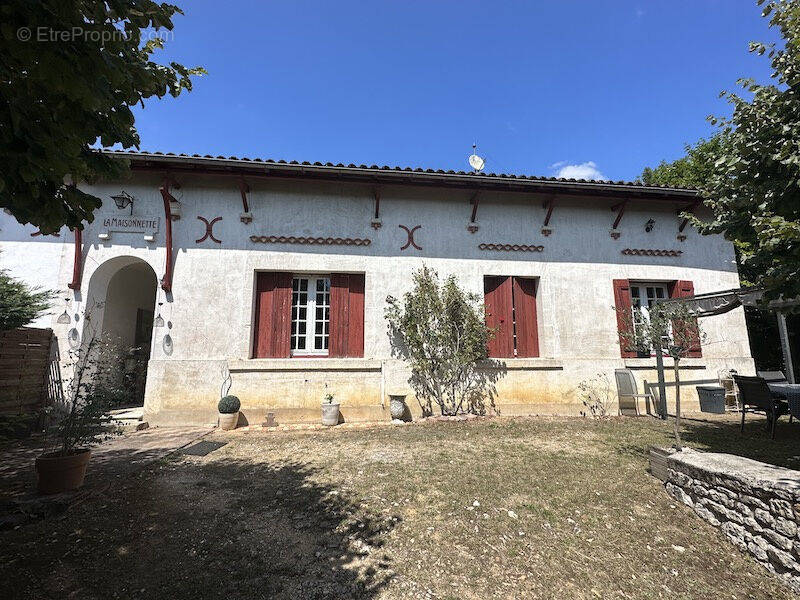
[622,248,683,257]
[478,243,544,252]
[250,235,371,246]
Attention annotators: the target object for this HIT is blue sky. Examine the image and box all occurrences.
[133,0,779,182]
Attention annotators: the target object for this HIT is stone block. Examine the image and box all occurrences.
[768,546,798,573]
[755,508,776,528]
[748,540,769,562]
[771,498,796,521]
[776,516,798,539]
[694,505,720,527]
[766,529,795,552]
[666,483,693,507]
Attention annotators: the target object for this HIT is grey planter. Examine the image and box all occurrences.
[697,385,726,414]
[321,402,340,426]
[389,395,407,420]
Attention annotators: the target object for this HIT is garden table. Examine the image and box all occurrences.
[768,383,800,420]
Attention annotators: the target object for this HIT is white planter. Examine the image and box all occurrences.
[218,411,239,430]
[389,395,407,420]
[321,403,340,426]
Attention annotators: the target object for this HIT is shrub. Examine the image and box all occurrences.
[577,373,613,418]
[385,265,500,416]
[218,395,241,414]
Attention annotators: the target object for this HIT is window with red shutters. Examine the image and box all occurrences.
[251,272,364,359]
[612,278,702,358]
[252,272,293,358]
[329,274,365,358]
[668,279,702,358]
[484,276,539,358]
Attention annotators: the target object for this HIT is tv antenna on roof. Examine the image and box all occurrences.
[468,143,485,172]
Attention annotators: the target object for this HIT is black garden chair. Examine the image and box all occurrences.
[733,375,789,439]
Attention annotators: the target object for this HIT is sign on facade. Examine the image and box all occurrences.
[101,215,160,235]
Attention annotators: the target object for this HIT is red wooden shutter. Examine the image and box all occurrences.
[613,279,637,358]
[484,276,514,358]
[669,280,702,357]
[329,274,365,357]
[513,277,539,358]
[252,272,292,358]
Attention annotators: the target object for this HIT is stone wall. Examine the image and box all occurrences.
[664,449,800,592]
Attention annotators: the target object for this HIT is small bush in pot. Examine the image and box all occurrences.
[218,395,241,430]
[38,321,124,494]
[321,393,340,426]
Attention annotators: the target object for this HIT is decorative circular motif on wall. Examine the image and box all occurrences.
[249,235,371,246]
[621,248,683,257]
[478,243,544,252]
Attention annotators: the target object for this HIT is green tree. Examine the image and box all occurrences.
[695,0,800,305]
[385,266,497,416]
[0,262,54,330]
[0,1,204,234]
[640,136,724,189]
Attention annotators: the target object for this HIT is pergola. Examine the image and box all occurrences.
[652,287,797,416]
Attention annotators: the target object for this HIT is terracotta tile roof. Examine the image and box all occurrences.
[105,150,699,199]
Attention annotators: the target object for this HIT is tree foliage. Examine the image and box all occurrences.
[385,266,497,417]
[640,136,725,189]
[695,0,800,305]
[0,0,204,233]
[0,260,54,330]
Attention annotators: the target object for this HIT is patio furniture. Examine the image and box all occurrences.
[767,382,800,423]
[614,369,654,416]
[758,370,788,384]
[733,375,788,439]
[696,385,726,414]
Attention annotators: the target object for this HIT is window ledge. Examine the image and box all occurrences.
[229,358,382,373]
[478,358,563,371]
[623,357,706,370]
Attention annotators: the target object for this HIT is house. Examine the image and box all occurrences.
[0,151,755,425]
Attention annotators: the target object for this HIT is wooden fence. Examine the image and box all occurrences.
[0,327,61,417]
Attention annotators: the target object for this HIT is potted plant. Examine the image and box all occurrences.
[218,395,241,430]
[321,393,340,426]
[37,325,124,494]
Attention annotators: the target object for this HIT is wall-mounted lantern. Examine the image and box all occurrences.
[56,298,71,324]
[110,191,135,214]
[645,218,656,233]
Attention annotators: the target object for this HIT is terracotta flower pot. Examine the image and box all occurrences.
[35,449,91,495]
[218,412,239,430]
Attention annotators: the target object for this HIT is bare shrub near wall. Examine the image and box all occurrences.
[578,373,613,418]
[45,303,127,455]
[385,266,501,416]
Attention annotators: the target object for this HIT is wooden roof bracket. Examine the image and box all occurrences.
[541,196,555,235]
[468,192,480,233]
[371,188,382,229]
[239,178,252,223]
[610,199,628,239]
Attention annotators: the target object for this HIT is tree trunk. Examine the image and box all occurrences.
[673,359,682,450]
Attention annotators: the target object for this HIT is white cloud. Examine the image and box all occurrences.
[552,161,607,181]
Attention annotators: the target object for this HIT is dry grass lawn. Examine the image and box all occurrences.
[3,415,800,599]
